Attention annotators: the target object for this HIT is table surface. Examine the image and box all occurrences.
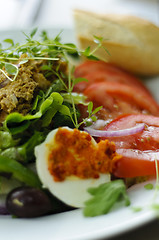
[1,1,159,239]
[106,219,159,240]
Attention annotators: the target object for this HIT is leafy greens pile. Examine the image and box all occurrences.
[0,29,104,189]
[0,29,131,217]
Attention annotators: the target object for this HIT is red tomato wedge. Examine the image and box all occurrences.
[114,149,159,178]
[104,114,159,150]
[74,60,150,95]
[75,60,159,179]
[102,114,159,178]
[83,82,159,117]
[74,69,150,94]
[74,60,109,77]
[75,60,133,78]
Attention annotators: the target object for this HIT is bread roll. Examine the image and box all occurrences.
[73,9,159,76]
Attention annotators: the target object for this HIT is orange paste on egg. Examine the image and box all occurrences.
[48,128,121,182]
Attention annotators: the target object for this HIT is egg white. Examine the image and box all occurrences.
[35,127,110,208]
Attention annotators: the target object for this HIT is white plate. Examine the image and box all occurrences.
[0,29,159,240]
[1,180,159,240]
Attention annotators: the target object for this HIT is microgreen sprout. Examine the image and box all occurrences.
[0,28,106,128]
[144,183,154,190]
[153,156,159,200]
[131,206,142,212]
[151,156,159,213]
[77,102,103,128]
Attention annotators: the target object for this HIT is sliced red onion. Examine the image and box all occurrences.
[84,123,145,137]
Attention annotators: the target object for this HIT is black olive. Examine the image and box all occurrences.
[6,186,53,218]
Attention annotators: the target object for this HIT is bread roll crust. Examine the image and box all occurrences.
[73,9,159,76]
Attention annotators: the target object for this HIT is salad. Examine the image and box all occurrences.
[0,29,159,218]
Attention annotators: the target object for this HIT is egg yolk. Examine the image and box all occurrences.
[47,128,121,181]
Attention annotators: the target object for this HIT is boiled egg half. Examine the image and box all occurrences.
[35,127,112,208]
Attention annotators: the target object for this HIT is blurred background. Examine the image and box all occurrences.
[1,0,159,31]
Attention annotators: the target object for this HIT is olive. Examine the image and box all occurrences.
[6,186,53,218]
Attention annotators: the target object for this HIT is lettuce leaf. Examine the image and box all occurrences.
[1,131,45,163]
[4,92,71,134]
[0,155,41,188]
[0,131,18,149]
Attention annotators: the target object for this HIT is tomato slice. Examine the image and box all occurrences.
[83,82,159,117]
[74,60,110,77]
[105,114,159,130]
[75,60,159,179]
[75,60,135,78]
[104,114,159,150]
[113,149,158,178]
[102,114,159,178]
[74,69,150,93]
[74,60,150,95]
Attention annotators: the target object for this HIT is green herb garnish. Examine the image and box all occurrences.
[144,183,154,190]
[83,179,130,217]
[131,206,142,212]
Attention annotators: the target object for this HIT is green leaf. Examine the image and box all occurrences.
[5,63,18,75]
[73,77,88,86]
[83,179,130,217]
[144,183,154,190]
[87,102,93,114]
[31,90,45,112]
[19,59,28,65]
[41,108,57,127]
[17,131,45,162]
[92,106,103,115]
[102,46,111,56]
[58,105,71,116]
[87,55,99,61]
[0,131,17,149]
[41,65,52,71]
[0,155,41,188]
[1,147,22,162]
[64,43,77,49]
[41,92,64,126]
[41,30,48,41]
[62,92,88,106]
[54,30,62,43]
[93,35,103,43]
[3,38,14,46]
[0,62,4,68]
[90,116,97,122]
[4,114,31,135]
[30,28,38,38]
[45,80,64,98]
[83,46,91,56]
[4,92,64,134]
[151,203,159,214]
[131,206,142,212]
